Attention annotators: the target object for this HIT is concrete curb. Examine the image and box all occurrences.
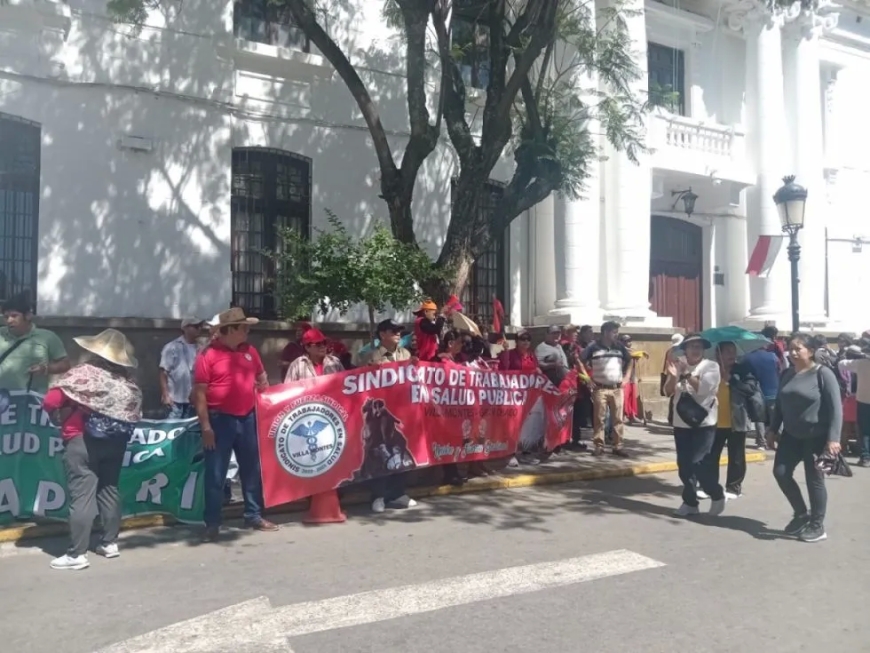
[0,451,768,544]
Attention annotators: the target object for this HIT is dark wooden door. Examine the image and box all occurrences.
[649,215,702,332]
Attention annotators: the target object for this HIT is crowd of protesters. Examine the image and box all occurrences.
[2,289,869,568]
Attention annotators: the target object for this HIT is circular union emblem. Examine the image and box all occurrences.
[244,353,253,361]
[273,401,347,478]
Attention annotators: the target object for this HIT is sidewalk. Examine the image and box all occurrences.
[0,423,768,543]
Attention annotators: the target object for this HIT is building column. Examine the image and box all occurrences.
[550,3,602,325]
[601,0,655,321]
[783,7,838,326]
[738,5,791,322]
[532,193,557,317]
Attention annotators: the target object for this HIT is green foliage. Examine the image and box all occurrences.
[268,210,439,332]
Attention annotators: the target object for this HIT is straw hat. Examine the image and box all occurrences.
[210,307,259,329]
[73,328,138,368]
[452,312,482,336]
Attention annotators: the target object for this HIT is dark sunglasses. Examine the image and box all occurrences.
[517,336,531,342]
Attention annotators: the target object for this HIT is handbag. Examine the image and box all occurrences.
[675,391,709,428]
[84,412,135,442]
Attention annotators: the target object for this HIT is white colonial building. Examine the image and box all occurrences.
[1,0,869,334]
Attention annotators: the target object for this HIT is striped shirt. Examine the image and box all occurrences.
[582,341,630,386]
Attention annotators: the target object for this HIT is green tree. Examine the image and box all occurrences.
[270,211,439,336]
[110,0,647,299]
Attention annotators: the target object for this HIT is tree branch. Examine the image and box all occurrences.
[395,0,440,183]
[493,0,560,129]
[284,1,401,204]
[431,0,477,161]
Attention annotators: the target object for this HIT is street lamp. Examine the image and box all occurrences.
[773,175,808,334]
[672,188,698,218]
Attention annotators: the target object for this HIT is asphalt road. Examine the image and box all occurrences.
[1,460,869,653]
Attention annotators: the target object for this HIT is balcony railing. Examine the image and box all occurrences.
[649,112,750,182]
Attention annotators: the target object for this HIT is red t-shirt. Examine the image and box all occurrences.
[42,388,86,441]
[194,341,265,416]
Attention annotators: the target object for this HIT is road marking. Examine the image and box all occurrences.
[99,549,664,653]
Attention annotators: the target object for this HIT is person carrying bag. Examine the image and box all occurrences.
[663,334,727,518]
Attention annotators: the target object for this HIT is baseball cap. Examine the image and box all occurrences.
[301,328,328,346]
[377,318,404,334]
[181,317,204,328]
[547,325,562,334]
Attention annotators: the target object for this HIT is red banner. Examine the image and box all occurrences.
[257,362,577,507]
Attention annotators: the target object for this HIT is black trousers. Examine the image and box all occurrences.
[370,474,407,502]
[773,433,827,526]
[674,426,724,507]
[572,395,592,442]
[711,428,747,494]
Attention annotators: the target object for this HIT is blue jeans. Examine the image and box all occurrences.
[203,410,264,527]
[168,402,195,419]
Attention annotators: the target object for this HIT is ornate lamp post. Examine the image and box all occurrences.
[773,175,808,334]
[671,188,698,218]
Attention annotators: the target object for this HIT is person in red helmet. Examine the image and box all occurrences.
[284,328,344,382]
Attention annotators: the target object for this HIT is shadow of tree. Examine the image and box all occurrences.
[1,0,459,324]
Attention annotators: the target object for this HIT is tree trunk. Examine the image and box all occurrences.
[367,304,376,341]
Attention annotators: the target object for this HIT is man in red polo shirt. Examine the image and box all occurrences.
[194,307,278,541]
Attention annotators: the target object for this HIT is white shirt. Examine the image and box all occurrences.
[535,342,568,370]
[159,336,199,404]
[672,359,721,429]
[839,357,870,404]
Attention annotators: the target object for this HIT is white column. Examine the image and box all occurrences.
[741,9,791,322]
[601,0,654,320]
[532,193,557,317]
[550,5,602,325]
[784,17,832,325]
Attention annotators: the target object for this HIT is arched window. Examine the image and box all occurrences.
[0,112,40,309]
[231,147,312,319]
[451,178,507,327]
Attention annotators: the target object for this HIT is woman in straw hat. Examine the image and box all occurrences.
[41,328,143,570]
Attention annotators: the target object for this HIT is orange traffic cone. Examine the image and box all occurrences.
[303,490,347,525]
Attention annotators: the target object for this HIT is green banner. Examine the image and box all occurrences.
[0,392,204,527]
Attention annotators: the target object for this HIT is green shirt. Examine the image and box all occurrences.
[0,326,67,393]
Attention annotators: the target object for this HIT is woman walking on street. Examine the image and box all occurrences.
[768,333,843,543]
[663,334,726,517]
[710,341,763,500]
[41,329,143,570]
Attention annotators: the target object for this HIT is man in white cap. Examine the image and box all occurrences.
[159,317,205,419]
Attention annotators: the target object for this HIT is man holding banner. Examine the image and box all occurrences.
[194,308,278,541]
[367,319,418,513]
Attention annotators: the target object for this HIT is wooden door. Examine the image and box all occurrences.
[649,215,702,332]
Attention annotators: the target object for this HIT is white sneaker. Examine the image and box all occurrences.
[696,489,710,500]
[709,498,726,516]
[96,543,120,559]
[390,495,418,509]
[725,491,741,501]
[372,498,386,513]
[507,456,519,468]
[673,503,700,517]
[50,554,89,570]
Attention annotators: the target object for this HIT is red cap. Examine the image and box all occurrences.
[301,328,328,346]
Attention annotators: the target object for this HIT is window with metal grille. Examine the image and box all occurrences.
[0,112,40,310]
[452,0,491,90]
[233,0,310,52]
[452,179,506,327]
[231,148,311,320]
[647,42,686,115]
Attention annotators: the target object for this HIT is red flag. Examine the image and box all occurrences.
[492,297,505,334]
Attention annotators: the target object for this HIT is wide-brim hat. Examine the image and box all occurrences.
[679,334,712,351]
[211,307,259,330]
[74,328,138,368]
